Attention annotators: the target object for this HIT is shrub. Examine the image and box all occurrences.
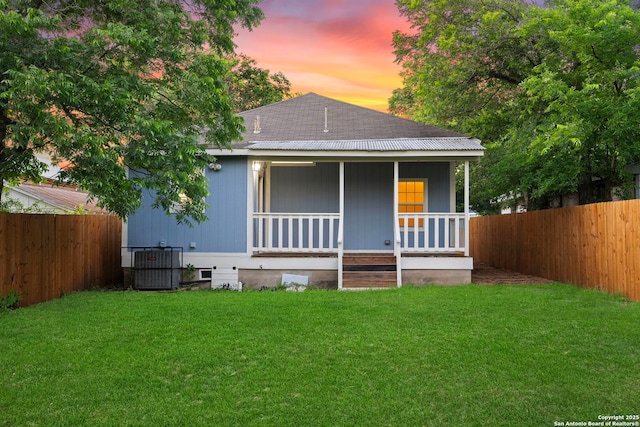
[0,290,22,311]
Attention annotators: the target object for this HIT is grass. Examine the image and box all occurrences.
[1,284,639,426]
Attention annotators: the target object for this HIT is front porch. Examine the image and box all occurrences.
[247,160,473,289]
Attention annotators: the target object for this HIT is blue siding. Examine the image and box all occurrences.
[400,162,451,212]
[344,162,394,250]
[127,157,248,253]
[270,163,339,213]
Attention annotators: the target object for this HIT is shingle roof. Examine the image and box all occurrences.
[234,93,474,148]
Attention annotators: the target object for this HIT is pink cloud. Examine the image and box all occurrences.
[233,0,411,111]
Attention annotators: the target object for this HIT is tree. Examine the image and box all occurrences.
[392,0,534,132]
[0,0,263,224]
[226,53,295,112]
[392,0,640,212]
[515,0,640,205]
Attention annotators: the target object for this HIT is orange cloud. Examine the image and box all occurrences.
[234,0,412,112]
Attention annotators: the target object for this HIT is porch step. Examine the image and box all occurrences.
[343,254,396,266]
[342,271,398,288]
[342,254,398,288]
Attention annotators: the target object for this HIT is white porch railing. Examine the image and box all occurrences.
[252,212,466,254]
[398,213,466,253]
[253,213,340,252]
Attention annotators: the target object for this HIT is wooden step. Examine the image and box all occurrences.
[344,264,396,272]
[342,271,398,288]
[343,254,396,266]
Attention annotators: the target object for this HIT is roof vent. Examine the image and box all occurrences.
[324,107,329,133]
[253,115,261,134]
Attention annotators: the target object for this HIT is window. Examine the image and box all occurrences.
[398,180,427,226]
[169,193,191,214]
[169,169,207,215]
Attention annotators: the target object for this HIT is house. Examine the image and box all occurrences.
[627,162,640,199]
[122,93,485,289]
[2,153,107,214]
[4,180,107,214]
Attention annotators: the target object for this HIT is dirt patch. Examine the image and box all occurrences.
[472,262,554,285]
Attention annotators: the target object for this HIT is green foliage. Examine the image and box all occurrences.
[0,0,264,224]
[0,196,24,213]
[183,263,196,282]
[514,0,640,205]
[393,0,640,211]
[0,290,21,310]
[0,195,55,213]
[226,53,296,112]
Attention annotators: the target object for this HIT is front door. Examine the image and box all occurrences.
[344,162,394,251]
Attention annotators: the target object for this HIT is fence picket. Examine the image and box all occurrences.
[470,200,640,301]
[0,213,123,307]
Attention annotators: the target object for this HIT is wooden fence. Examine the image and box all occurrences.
[0,213,123,307]
[470,200,640,301]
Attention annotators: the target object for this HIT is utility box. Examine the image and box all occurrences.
[133,249,180,290]
[211,266,241,291]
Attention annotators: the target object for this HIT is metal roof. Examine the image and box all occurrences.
[6,181,108,213]
[246,138,484,152]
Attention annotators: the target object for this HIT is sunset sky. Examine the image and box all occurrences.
[233,0,412,112]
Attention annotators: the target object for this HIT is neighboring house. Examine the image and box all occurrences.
[4,180,107,214]
[627,162,640,199]
[123,93,485,289]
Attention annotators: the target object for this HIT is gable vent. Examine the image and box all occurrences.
[253,115,261,134]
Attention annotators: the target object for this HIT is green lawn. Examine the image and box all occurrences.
[1,285,639,427]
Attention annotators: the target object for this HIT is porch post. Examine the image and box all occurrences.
[247,158,255,256]
[394,161,402,288]
[338,161,345,289]
[464,160,470,257]
[450,161,456,213]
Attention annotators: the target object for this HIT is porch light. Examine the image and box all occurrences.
[253,161,262,172]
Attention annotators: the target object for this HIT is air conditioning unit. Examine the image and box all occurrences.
[133,249,180,290]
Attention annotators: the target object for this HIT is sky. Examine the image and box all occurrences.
[233,0,412,112]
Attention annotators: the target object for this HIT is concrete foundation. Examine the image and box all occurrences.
[122,266,472,290]
[401,269,471,286]
[239,268,471,289]
[239,269,339,290]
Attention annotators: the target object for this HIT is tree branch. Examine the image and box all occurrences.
[30,0,45,10]
[591,45,604,65]
[487,70,521,86]
[478,0,523,23]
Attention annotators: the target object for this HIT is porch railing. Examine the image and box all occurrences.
[253,213,340,252]
[398,213,466,253]
[252,212,466,253]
